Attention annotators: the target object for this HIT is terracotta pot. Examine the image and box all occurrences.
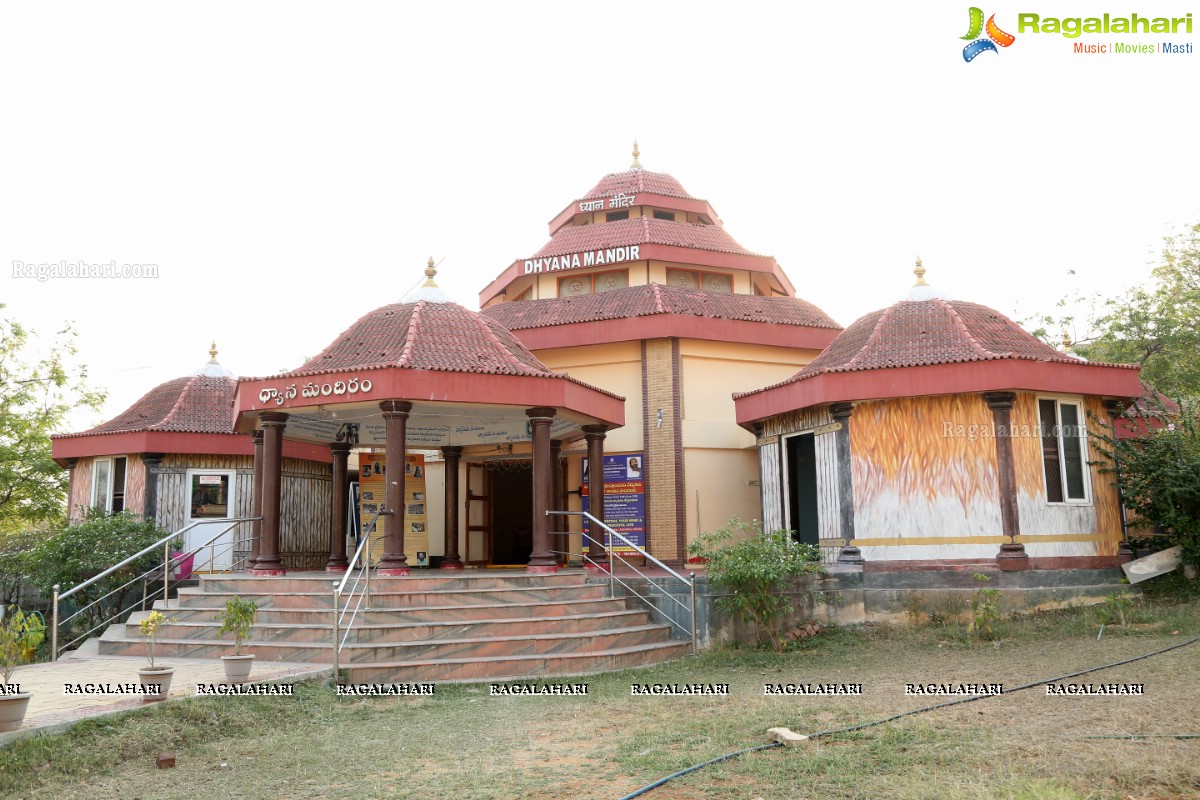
[137,666,176,702]
[221,654,255,685]
[0,692,32,732]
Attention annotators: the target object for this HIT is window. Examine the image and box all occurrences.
[190,473,232,518]
[653,210,675,221]
[594,269,628,293]
[1038,398,1090,502]
[605,210,629,222]
[666,269,733,293]
[91,457,127,513]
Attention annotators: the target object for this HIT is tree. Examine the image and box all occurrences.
[1030,223,1200,399]
[0,305,105,533]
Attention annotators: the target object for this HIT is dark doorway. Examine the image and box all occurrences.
[490,463,533,565]
[786,433,819,546]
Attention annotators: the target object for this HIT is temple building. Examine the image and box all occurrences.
[733,263,1143,569]
[480,144,840,565]
[50,346,332,571]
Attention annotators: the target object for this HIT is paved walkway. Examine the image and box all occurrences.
[1,641,330,746]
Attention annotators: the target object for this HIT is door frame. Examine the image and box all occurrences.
[185,468,237,572]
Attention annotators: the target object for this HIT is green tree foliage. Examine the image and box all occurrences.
[0,305,104,533]
[30,511,169,640]
[1092,398,1200,569]
[1031,223,1200,398]
[688,519,824,651]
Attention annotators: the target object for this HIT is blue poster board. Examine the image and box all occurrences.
[583,453,645,554]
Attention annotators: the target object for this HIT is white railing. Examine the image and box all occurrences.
[548,510,698,654]
[331,509,385,677]
[50,517,260,660]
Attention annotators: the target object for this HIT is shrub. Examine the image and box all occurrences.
[29,510,170,639]
[688,518,824,651]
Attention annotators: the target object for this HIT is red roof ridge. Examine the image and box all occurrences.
[841,305,895,371]
[158,374,203,430]
[476,313,543,375]
[396,301,423,368]
[939,299,1005,361]
[651,283,666,313]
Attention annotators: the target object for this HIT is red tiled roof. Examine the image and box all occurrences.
[530,217,758,260]
[737,298,1137,399]
[582,169,694,201]
[55,376,237,437]
[481,283,840,331]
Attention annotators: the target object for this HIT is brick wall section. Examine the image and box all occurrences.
[643,338,682,562]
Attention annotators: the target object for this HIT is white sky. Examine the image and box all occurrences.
[3,1,1197,431]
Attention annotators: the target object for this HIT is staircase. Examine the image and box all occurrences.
[98,570,689,683]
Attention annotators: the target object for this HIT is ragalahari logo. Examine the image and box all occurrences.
[961,7,1016,61]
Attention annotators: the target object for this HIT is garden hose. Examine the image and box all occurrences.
[615,635,1200,799]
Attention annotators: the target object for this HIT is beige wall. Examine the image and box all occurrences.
[682,447,761,544]
[535,341,644,454]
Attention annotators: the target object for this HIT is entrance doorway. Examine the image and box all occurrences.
[784,433,819,547]
[465,461,534,566]
[185,469,236,572]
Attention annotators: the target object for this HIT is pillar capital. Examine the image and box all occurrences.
[581,423,608,436]
[140,452,164,467]
[982,391,1017,412]
[379,400,412,416]
[260,410,289,427]
[828,402,854,423]
[328,441,352,457]
[1102,398,1126,418]
[525,407,557,421]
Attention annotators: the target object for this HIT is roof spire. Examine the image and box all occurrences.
[913,256,927,286]
[404,256,451,303]
[194,341,234,378]
[1061,329,1075,354]
[630,140,642,170]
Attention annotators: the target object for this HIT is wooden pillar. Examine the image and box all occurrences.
[249,431,264,567]
[829,403,863,564]
[984,392,1029,570]
[440,446,464,570]
[378,401,412,576]
[526,407,558,573]
[1103,399,1134,560]
[252,412,288,576]
[582,424,609,567]
[141,453,163,524]
[326,442,352,571]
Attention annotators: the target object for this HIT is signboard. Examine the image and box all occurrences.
[358,453,428,566]
[582,453,646,556]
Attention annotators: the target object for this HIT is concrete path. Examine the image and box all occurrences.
[1,640,330,746]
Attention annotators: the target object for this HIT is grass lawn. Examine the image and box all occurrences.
[2,595,1198,800]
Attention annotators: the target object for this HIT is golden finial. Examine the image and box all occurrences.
[630,140,642,169]
[208,341,218,361]
[424,256,438,287]
[913,256,927,286]
[1061,329,1075,353]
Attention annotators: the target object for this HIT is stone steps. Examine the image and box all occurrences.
[95,570,688,681]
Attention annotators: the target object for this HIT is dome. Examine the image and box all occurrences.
[60,374,237,437]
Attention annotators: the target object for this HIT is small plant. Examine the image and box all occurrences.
[138,610,173,669]
[1095,590,1134,627]
[216,596,258,656]
[902,591,928,626]
[0,608,45,685]
[688,518,824,652]
[968,573,1003,641]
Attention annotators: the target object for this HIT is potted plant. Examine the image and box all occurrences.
[0,608,45,731]
[216,596,258,684]
[137,610,176,702]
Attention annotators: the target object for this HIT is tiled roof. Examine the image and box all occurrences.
[56,375,238,437]
[530,217,758,260]
[738,298,1137,398]
[582,169,694,200]
[287,300,562,378]
[481,283,841,331]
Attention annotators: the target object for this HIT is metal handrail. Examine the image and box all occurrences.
[50,516,260,660]
[547,510,698,654]
[332,509,386,678]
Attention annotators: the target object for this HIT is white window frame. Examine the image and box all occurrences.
[1037,396,1092,505]
[90,456,127,513]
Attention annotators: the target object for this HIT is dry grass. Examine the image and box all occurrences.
[3,601,1199,800]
